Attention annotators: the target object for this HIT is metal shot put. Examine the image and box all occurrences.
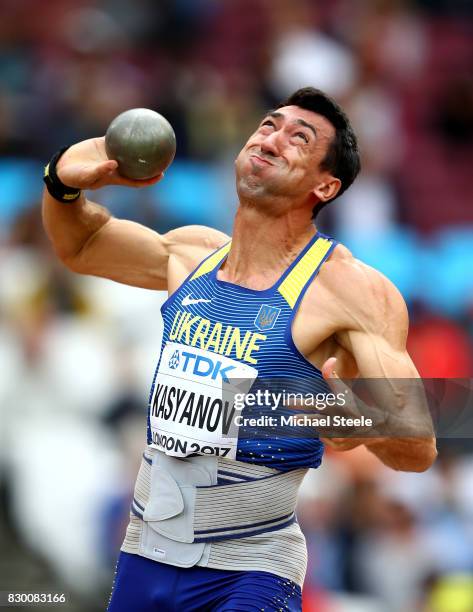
[42,88,437,612]
[105,108,176,180]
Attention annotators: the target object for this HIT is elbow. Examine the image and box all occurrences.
[398,439,438,473]
[412,443,438,472]
[46,240,89,275]
[60,253,83,273]
[47,245,81,273]
[42,227,81,271]
[369,437,438,472]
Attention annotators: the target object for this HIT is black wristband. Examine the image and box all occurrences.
[43,146,82,203]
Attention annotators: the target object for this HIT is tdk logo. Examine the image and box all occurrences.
[168,350,180,369]
[180,351,236,382]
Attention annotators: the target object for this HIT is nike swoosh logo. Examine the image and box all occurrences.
[182,295,212,306]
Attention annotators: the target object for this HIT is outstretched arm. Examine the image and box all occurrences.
[320,259,437,472]
[42,137,228,289]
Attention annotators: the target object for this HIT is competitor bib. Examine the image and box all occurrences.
[149,341,258,459]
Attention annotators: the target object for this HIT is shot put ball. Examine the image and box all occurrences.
[105,108,176,180]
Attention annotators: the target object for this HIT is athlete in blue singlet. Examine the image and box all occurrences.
[42,87,437,611]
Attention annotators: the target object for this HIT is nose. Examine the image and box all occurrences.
[260,129,282,157]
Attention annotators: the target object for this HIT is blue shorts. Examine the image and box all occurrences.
[107,552,302,612]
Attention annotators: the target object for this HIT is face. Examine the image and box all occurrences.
[235,105,339,208]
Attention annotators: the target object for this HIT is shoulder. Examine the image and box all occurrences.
[315,242,409,334]
[164,225,230,269]
[163,225,230,289]
[320,244,405,304]
[163,225,230,253]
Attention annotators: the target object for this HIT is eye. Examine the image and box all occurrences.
[261,119,275,129]
[295,131,309,143]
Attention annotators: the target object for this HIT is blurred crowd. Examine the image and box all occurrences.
[0,1,472,610]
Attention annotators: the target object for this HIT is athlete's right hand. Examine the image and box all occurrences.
[56,137,164,191]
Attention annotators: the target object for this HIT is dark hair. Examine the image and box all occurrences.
[278,87,361,219]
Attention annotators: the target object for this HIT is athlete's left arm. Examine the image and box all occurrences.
[323,260,437,472]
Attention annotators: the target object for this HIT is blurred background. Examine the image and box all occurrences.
[0,0,472,610]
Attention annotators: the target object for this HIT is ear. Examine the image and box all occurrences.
[313,176,341,202]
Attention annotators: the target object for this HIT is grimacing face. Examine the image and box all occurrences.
[235,105,337,207]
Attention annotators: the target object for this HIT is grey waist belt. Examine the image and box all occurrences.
[131,451,305,544]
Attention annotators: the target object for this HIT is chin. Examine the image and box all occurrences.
[236,161,285,202]
[236,175,266,200]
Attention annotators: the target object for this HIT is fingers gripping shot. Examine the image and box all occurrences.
[42,88,437,611]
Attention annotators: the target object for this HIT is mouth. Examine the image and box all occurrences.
[250,154,274,167]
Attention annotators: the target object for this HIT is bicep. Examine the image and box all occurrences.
[336,273,431,431]
[66,217,228,290]
[344,330,419,379]
[66,217,169,289]
[325,260,435,459]
[335,263,416,378]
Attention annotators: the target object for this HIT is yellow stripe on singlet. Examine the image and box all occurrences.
[190,242,232,281]
[277,237,332,308]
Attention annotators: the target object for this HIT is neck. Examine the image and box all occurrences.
[220,205,317,289]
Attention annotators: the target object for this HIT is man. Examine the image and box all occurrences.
[42,87,437,611]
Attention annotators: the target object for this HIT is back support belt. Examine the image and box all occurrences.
[130,451,306,567]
